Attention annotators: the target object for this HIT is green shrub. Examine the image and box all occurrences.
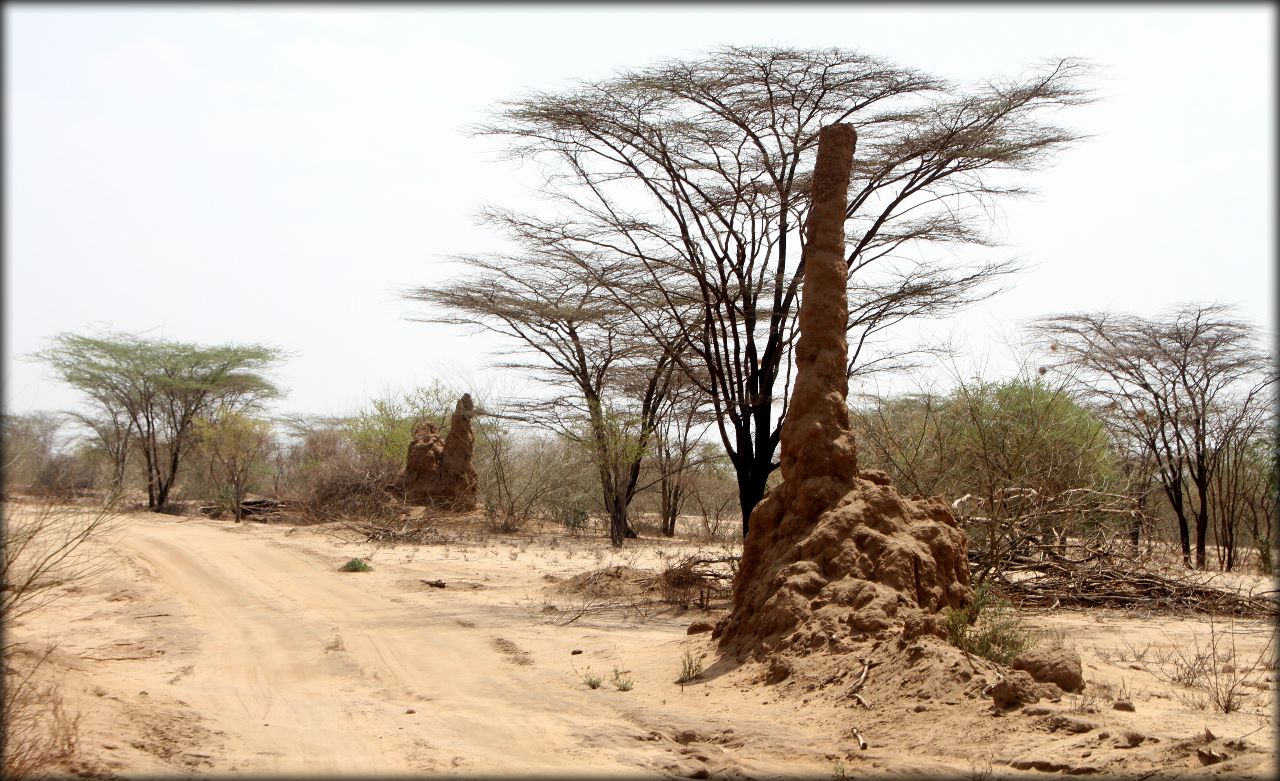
[339,558,372,572]
[581,669,603,689]
[610,667,634,691]
[1255,534,1273,575]
[676,649,703,683]
[945,582,1032,665]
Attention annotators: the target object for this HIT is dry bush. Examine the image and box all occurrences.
[2,500,119,629]
[1142,618,1276,713]
[0,498,109,780]
[290,456,402,523]
[655,554,734,610]
[2,645,82,779]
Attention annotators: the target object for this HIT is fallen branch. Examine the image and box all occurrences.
[994,559,1277,617]
[850,727,868,750]
[849,657,873,694]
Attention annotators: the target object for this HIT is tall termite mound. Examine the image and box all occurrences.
[715,125,972,658]
[404,394,479,511]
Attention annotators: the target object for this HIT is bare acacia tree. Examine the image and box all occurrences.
[1207,396,1275,571]
[404,252,681,546]
[479,46,1093,533]
[648,372,718,537]
[1034,303,1276,569]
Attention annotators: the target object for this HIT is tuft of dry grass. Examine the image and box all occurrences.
[2,644,82,779]
[1139,617,1276,714]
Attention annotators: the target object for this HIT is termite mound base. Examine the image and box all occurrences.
[715,472,973,660]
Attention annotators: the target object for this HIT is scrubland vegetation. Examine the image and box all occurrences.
[4,43,1275,778]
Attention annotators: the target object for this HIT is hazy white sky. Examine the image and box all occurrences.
[5,3,1274,419]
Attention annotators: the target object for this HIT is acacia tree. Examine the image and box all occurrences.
[1208,405,1276,571]
[196,408,274,522]
[649,375,716,537]
[33,332,284,511]
[1034,304,1276,569]
[0,413,64,493]
[405,253,682,546]
[479,46,1093,534]
[64,407,133,500]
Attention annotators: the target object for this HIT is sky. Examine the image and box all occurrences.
[4,3,1275,421]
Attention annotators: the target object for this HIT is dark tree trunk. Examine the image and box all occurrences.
[1194,507,1209,570]
[737,458,771,538]
[659,476,679,537]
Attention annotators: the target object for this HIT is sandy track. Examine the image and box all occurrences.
[116,519,648,776]
[18,510,1274,778]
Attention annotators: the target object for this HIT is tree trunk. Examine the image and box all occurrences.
[606,494,627,547]
[1194,506,1209,570]
[659,477,678,537]
[737,456,771,538]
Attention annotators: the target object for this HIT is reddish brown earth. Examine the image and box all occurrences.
[717,124,971,660]
[404,394,478,511]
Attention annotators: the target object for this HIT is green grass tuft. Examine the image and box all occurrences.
[945,582,1033,665]
[676,649,703,683]
[339,558,373,572]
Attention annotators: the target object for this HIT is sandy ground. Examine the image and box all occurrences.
[9,507,1278,778]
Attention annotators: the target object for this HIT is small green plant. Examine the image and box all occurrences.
[1254,534,1272,575]
[339,558,372,572]
[945,582,1032,665]
[555,506,589,533]
[831,759,847,780]
[610,667,634,691]
[581,669,603,689]
[676,649,703,683]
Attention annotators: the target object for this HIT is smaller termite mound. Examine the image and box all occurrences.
[404,394,478,511]
[714,124,972,659]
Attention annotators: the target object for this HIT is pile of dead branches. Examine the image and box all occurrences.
[199,498,283,520]
[991,550,1278,617]
[654,555,736,609]
[346,519,454,546]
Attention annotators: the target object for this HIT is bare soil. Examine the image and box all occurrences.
[10,509,1277,778]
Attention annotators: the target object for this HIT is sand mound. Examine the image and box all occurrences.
[552,566,655,599]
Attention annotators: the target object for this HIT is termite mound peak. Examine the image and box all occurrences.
[711,121,975,691]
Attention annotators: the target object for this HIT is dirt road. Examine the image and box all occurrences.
[16,511,1275,778]
[25,514,840,778]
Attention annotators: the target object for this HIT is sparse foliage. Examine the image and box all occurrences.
[1035,303,1277,568]
[196,409,274,522]
[945,582,1033,665]
[852,370,1132,580]
[479,47,1094,532]
[676,649,704,683]
[1,500,118,630]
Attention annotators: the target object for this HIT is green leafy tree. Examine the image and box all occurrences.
[853,374,1125,581]
[32,331,284,511]
[343,383,455,471]
[195,409,275,521]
